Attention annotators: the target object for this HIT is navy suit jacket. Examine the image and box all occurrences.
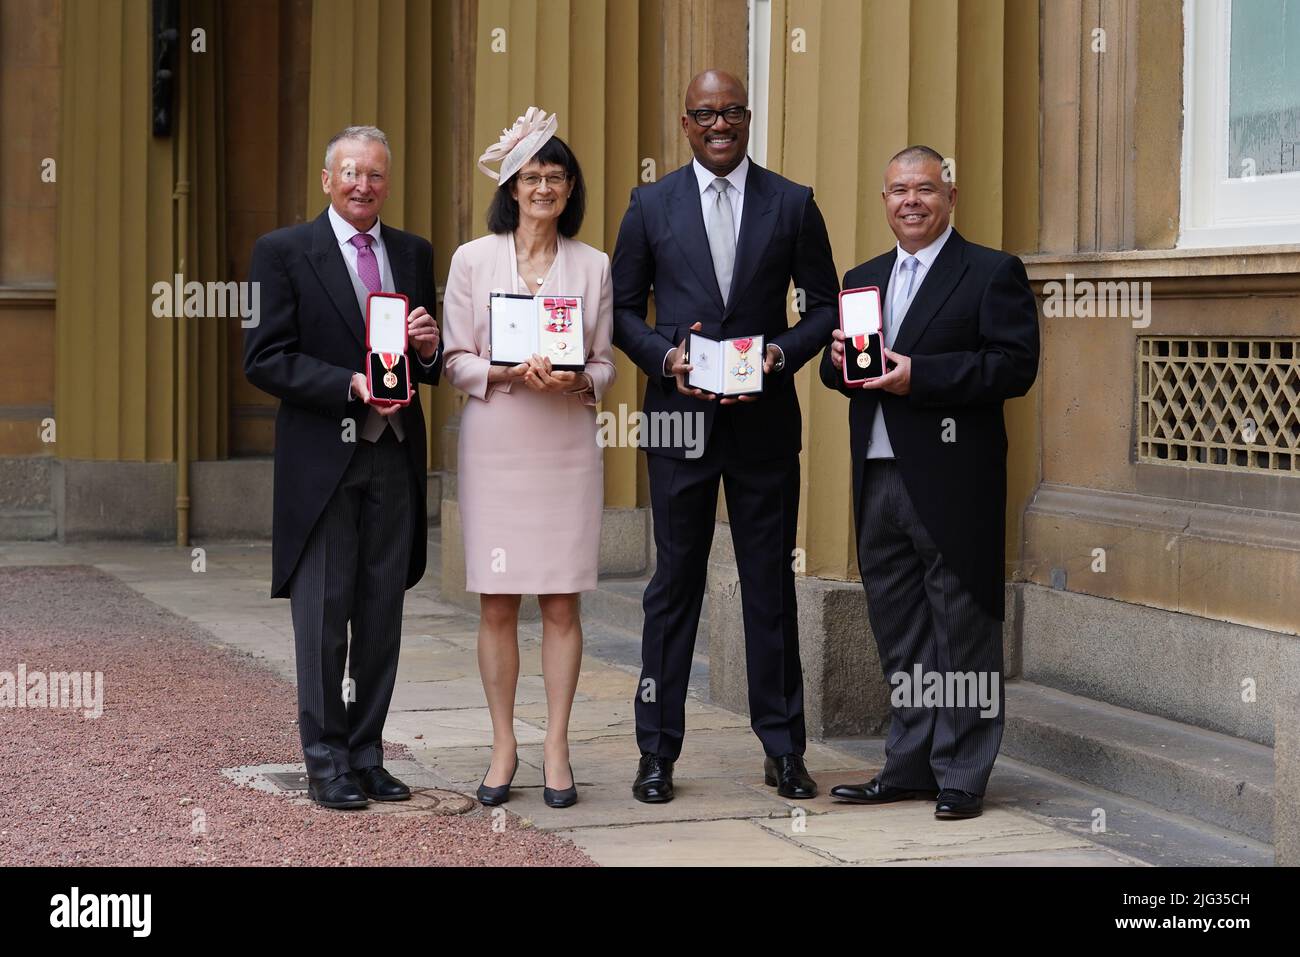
[818,229,1040,620]
[243,208,443,598]
[612,161,839,460]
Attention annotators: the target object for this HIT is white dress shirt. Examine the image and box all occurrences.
[866,224,953,460]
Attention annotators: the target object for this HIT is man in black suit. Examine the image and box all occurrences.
[243,126,443,810]
[820,145,1039,819]
[612,71,839,802]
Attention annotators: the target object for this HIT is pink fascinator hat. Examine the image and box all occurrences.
[477,107,560,183]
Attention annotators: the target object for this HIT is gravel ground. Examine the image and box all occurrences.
[0,565,593,867]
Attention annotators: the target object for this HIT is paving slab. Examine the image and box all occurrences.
[875,847,1142,866]
[754,803,1096,864]
[389,674,549,712]
[383,708,549,751]
[508,775,795,830]
[555,819,830,867]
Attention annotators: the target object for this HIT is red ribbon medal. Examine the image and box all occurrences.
[379,352,401,389]
[543,297,578,333]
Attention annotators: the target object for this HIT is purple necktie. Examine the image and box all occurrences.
[349,232,381,293]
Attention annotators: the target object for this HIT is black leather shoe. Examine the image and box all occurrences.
[307,772,369,810]
[829,777,939,804]
[477,753,519,807]
[632,753,675,804]
[355,765,411,802]
[542,761,578,809]
[763,754,818,799]
[934,789,983,819]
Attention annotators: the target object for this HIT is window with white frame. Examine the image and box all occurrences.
[1182,0,1300,247]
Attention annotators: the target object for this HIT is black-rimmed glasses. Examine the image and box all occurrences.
[686,107,749,127]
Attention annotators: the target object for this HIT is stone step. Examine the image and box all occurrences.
[582,577,647,634]
[1003,680,1274,843]
[0,456,53,512]
[1015,582,1282,746]
[0,509,56,541]
[827,734,1273,866]
[582,575,710,645]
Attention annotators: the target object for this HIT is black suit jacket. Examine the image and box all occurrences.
[243,208,443,598]
[612,161,839,459]
[819,229,1039,620]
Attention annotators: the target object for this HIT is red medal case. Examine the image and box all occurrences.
[839,286,885,387]
[365,292,412,407]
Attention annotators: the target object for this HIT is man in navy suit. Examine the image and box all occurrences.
[244,126,443,810]
[612,71,839,802]
[820,145,1039,819]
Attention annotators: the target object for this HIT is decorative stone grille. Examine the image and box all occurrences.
[1137,337,1300,472]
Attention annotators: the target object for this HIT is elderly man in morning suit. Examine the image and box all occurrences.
[244,126,443,810]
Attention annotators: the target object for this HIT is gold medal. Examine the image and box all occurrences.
[378,352,402,393]
[857,352,871,369]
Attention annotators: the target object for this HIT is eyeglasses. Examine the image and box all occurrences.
[686,107,749,127]
[517,173,569,187]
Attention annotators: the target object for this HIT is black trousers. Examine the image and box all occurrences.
[288,429,413,780]
[636,419,805,760]
[856,459,1004,795]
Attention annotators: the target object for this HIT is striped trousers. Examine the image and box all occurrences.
[288,428,413,780]
[857,459,1004,795]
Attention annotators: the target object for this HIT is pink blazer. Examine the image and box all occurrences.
[442,231,616,406]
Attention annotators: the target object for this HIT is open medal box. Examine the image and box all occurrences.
[685,333,764,396]
[489,293,586,372]
[365,292,413,406]
[839,286,884,387]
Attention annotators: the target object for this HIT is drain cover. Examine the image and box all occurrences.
[264,771,310,792]
[366,789,478,816]
[260,772,475,815]
[230,765,477,815]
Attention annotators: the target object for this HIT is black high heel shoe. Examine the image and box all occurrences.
[542,760,578,809]
[477,752,519,806]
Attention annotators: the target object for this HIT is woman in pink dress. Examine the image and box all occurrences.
[442,109,616,808]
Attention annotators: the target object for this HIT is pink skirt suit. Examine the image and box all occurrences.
[441,231,616,594]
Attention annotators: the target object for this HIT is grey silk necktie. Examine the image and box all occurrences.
[706,178,736,305]
[886,255,920,347]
